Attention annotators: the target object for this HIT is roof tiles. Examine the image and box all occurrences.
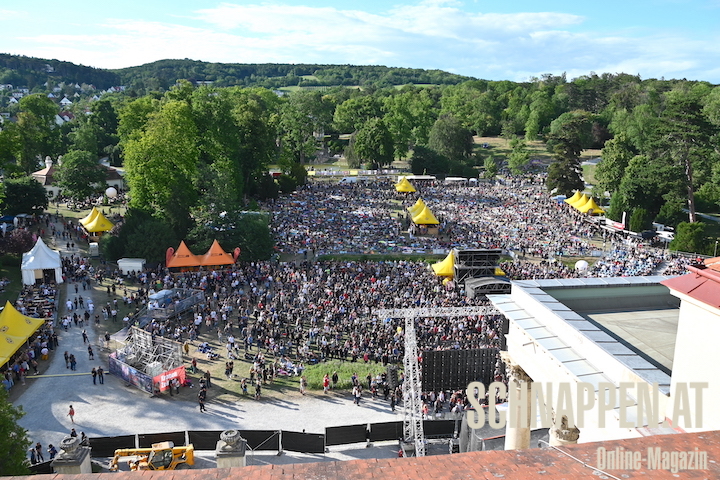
[12,430,720,480]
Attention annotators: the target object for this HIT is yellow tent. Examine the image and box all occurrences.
[407,198,426,216]
[432,251,455,277]
[0,301,45,367]
[79,208,98,226]
[395,177,417,193]
[79,207,114,233]
[569,193,589,208]
[577,197,605,214]
[412,205,440,225]
[494,266,506,276]
[564,191,582,205]
[573,195,592,210]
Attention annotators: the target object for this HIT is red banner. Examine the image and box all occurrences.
[152,365,186,392]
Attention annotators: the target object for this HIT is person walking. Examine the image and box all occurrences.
[34,442,44,462]
[82,330,88,344]
[64,351,70,369]
[69,354,77,371]
[198,391,207,412]
[97,366,104,384]
[91,368,97,385]
[300,376,307,395]
[323,373,330,394]
[204,369,212,388]
[87,345,94,360]
[331,371,339,390]
[68,405,75,423]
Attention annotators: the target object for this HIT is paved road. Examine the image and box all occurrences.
[14,248,400,462]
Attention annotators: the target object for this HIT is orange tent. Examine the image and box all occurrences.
[200,240,235,266]
[166,241,202,268]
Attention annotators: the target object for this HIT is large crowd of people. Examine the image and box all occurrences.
[9,175,706,423]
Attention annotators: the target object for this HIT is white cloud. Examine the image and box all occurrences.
[8,1,720,82]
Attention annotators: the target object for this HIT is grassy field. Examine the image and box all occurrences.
[474,136,602,166]
[303,360,396,390]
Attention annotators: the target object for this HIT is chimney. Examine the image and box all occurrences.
[45,156,53,169]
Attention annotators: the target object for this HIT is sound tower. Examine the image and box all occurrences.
[421,349,498,392]
[387,365,399,389]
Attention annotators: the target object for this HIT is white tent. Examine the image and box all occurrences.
[21,238,63,285]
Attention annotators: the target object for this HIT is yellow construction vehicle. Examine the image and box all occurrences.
[110,441,194,471]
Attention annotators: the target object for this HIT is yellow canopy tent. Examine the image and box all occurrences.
[395,177,416,193]
[577,197,605,214]
[569,193,589,208]
[407,198,426,216]
[432,250,455,277]
[572,195,592,211]
[79,208,98,226]
[494,266,506,276]
[0,301,45,367]
[79,207,114,233]
[412,206,440,225]
[564,191,582,205]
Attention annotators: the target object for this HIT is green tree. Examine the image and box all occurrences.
[333,95,382,133]
[278,91,333,164]
[125,217,178,262]
[615,154,677,220]
[669,221,708,254]
[427,114,473,162]
[15,94,60,174]
[483,156,499,180]
[507,138,530,175]
[0,176,48,215]
[596,133,634,195]
[123,100,199,236]
[54,150,107,201]
[545,114,587,195]
[647,92,717,223]
[354,117,394,168]
[0,388,31,476]
[188,211,273,261]
[383,89,438,160]
[629,207,651,232]
[410,145,448,175]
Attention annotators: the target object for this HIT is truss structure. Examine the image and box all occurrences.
[118,326,183,374]
[373,306,500,457]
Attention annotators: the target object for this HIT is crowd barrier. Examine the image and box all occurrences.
[88,419,459,457]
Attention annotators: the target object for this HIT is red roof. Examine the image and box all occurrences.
[13,430,720,480]
[661,265,720,309]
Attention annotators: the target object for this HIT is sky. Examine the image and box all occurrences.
[2,0,720,82]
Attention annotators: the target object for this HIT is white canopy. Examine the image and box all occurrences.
[21,238,63,285]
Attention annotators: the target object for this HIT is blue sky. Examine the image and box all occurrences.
[2,0,720,82]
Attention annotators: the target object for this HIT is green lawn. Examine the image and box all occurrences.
[303,359,397,390]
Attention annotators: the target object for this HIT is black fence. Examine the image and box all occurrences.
[88,418,459,458]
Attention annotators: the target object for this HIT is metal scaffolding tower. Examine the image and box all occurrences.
[373,306,499,457]
[119,326,183,374]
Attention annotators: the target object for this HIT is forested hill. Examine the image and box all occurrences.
[0,54,473,92]
[112,59,473,91]
[0,54,120,90]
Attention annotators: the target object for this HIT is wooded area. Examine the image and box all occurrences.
[1,54,720,256]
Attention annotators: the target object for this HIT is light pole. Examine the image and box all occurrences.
[715,240,719,258]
